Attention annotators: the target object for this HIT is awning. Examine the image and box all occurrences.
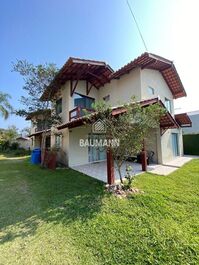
[57,97,179,131]
[175,113,192,127]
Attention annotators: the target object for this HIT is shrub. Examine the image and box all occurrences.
[10,142,20,150]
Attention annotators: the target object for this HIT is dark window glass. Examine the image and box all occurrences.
[45,136,51,148]
[74,93,94,110]
[56,98,62,114]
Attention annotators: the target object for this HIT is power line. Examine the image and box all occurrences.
[126,0,148,51]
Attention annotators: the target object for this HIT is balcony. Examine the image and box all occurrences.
[69,106,94,121]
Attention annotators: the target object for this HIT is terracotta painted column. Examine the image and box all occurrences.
[107,148,115,185]
[141,140,147,171]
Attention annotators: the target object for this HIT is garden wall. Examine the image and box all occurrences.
[183,134,199,155]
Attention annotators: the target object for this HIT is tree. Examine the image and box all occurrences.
[0,126,18,150]
[21,126,31,137]
[12,60,61,164]
[88,98,166,184]
[0,92,13,120]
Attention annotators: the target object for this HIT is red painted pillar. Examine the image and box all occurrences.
[107,148,115,185]
[141,140,147,171]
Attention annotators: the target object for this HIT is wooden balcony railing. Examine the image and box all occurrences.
[69,107,94,121]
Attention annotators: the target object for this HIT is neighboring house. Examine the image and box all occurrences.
[28,52,191,169]
[182,110,199,135]
[15,136,31,150]
[181,110,199,155]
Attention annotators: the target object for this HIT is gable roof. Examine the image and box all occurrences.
[42,53,186,100]
[110,52,186,99]
[41,57,113,100]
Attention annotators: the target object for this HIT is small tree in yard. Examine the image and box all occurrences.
[89,98,165,185]
[12,60,60,165]
[0,126,18,150]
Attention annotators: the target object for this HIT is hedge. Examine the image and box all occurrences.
[183,134,199,155]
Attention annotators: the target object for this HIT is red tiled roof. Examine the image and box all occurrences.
[42,52,186,101]
[110,53,186,99]
[41,57,113,100]
[175,113,192,127]
[57,97,179,130]
[29,129,51,137]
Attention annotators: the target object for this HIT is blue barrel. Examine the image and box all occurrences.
[31,148,41,164]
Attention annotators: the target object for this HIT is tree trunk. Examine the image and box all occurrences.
[115,160,123,184]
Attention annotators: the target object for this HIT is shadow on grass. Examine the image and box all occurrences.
[0,157,107,244]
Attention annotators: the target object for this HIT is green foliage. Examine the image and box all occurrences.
[12,60,61,153]
[0,126,19,150]
[0,91,13,120]
[90,97,166,183]
[183,134,199,155]
[0,157,198,264]
[12,60,58,116]
[123,165,135,190]
[10,142,20,150]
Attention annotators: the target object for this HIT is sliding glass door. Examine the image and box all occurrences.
[88,134,106,162]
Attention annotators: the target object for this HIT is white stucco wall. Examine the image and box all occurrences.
[161,128,183,163]
[99,68,142,106]
[141,69,174,116]
[52,66,185,166]
[68,125,92,167]
[145,129,160,163]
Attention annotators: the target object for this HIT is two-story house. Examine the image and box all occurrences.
[29,52,191,177]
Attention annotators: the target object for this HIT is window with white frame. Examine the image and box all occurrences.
[165,98,172,113]
[148,86,155,95]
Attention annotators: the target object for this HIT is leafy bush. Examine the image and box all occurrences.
[123,165,135,190]
[10,142,20,150]
[0,148,30,157]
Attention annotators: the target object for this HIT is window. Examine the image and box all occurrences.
[56,98,62,114]
[45,136,51,148]
[73,93,94,110]
[55,134,62,148]
[148,86,155,95]
[165,98,172,113]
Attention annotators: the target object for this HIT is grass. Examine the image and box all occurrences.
[0,154,199,265]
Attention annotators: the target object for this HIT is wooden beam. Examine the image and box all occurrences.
[86,81,94,95]
[141,140,147,171]
[87,71,104,86]
[141,59,156,69]
[107,148,115,185]
[70,79,79,97]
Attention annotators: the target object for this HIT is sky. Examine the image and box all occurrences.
[0,0,199,130]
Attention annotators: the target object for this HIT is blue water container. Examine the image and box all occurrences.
[31,148,41,164]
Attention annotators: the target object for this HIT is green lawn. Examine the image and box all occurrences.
[0,154,199,265]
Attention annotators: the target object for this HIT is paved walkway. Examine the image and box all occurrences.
[71,156,198,183]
